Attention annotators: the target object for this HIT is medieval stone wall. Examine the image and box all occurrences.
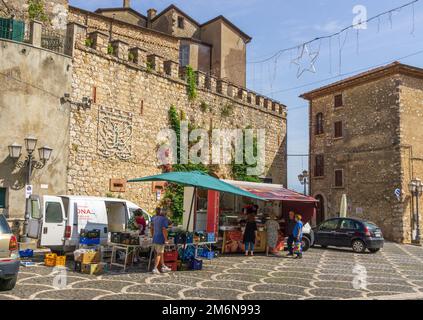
[67,25,287,213]
[68,7,180,62]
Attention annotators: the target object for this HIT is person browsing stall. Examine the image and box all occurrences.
[243,213,258,256]
[293,214,304,259]
[286,211,296,257]
[150,207,171,274]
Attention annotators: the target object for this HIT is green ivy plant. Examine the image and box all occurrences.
[231,127,261,183]
[128,52,135,62]
[84,38,93,48]
[186,65,198,101]
[221,103,234,118]
[146,61,154,73]
[199,101,209,113]
[162,105,210,223]
[28,0,48,22]
[107,44,114,55]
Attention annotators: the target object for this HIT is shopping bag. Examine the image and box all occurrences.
[293,241,302,254]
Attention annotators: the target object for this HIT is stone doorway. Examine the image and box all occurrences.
[315,194,325,226]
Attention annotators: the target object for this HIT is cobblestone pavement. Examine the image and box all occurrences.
[2,242,423,300]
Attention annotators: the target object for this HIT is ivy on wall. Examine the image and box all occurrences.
[162,105,209,224]
[186,65,197,101]
[28,0,48,22]
[231,127,261,183]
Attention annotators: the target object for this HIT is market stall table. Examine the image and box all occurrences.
[109,243,144,272]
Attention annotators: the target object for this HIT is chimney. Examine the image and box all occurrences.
[123,0,130,8]
[147,8,157,27]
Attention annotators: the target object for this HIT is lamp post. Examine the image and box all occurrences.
[298,170,309,196]
[408,178,422,245]
[8,137,53,242]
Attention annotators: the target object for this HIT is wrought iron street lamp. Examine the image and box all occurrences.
[298,170,309,195]
[8,137,53,242]
[408,178,422,245]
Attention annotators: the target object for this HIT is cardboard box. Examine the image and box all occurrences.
[82,252,100,264]
[81,263,104,275]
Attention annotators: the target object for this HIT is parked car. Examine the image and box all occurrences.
[0,214,20,291]
[312,217,384,253]
[26,195,151,253]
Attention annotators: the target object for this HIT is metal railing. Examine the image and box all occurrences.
[41,28,65,53]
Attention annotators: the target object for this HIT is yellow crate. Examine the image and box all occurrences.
[44,258,56,267]
[55,256,66,267]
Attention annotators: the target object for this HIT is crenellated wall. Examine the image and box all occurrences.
[66,23,287,212]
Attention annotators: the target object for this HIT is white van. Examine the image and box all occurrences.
[26,195,151,252]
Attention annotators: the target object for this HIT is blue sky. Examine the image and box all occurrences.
[69,0,423,192]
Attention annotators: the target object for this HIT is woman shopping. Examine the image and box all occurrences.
[243,214,258,256]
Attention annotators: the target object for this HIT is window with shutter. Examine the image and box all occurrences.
[315,113,324,135]
[334,170,344,187]
[315,155,324,177]
[334,94,343,108]
[0,188,6,209]
[334,121,343,138]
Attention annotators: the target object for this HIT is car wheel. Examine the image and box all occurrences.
[0,275,18,291]
[368,248,380,253]
[352,240,366,253]
[302,237,311,252]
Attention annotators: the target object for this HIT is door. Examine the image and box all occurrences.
[27,195,42,239]
[336,219,361,247]
[315,195,325,226]
[40,196,66,247]
[316,219,340,246]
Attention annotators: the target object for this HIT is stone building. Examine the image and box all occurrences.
[93,0,251,87]
[301,62,423,243]
[1,1,287,227]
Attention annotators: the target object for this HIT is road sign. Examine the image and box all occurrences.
[25,185,33,199]
[394,188,401,201]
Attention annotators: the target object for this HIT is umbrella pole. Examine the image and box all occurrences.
[182,186,196,262]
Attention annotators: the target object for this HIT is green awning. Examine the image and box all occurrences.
[128,171,266,201]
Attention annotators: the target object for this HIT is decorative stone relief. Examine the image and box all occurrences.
[98,106,133,160]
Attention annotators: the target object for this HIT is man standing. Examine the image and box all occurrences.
[150,207,171,274]
[286,211,296,257]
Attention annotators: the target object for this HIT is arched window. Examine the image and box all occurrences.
[315,113,324,135]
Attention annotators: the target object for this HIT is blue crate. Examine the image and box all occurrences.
[190,259,203,270]
[201,250,215,260]
[79,237,100,245]
[19,249,34,258]
[207,233,215,242]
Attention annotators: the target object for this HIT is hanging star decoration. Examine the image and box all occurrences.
[291,44,319,78]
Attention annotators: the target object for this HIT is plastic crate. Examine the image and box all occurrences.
[190,259,203,270]
[164,261,178,272]
[44,253,57,267]
[19,249,34,258]
[202,251,215,260]
[207,233,215,242]
[79,237,100,245]
[55,256,66,267]
[164,250,178,262]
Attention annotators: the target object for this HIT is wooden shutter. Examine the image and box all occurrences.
[334,94,343,108]
[334,121,343,138]
[335,170,343,187]
[315,155,324,177]
[0,188,6,209]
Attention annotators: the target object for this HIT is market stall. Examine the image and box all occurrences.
[216,180,317,254]
[127,171,265,271]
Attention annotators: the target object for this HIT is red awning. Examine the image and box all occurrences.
[222,180,317,202]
